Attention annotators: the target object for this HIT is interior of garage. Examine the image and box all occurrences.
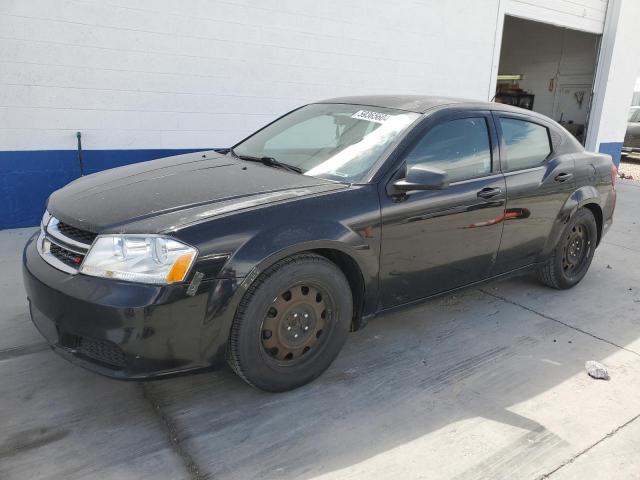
[496,16,601,144]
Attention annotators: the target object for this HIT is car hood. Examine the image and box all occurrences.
[48,151,346,233]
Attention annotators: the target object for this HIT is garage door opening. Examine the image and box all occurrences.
[495,16,601,145]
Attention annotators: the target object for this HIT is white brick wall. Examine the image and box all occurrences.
[0,0,502,151]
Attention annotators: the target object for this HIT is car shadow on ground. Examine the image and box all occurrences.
[141,252,640,480]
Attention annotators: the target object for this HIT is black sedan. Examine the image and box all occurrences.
[23,96,617,391]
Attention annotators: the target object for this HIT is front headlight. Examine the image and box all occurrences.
[80,235,197,284]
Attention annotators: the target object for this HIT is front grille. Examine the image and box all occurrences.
[50,243,85,268]
[38,216,93,274]
[77,337,126,368]
[56,221,98,245]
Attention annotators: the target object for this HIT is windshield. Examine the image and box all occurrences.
[232,103,420,182]
[629,108,640,123]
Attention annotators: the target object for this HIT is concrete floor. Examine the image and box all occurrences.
[619,153,640,181]
[1,181,640,480]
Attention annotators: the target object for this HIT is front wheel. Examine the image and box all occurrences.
[536,208,598,289]
[228,253,353,392]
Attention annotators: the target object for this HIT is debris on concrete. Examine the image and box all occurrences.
[606,264,612,269]
[619,157,640,182]
[585,361,610,380]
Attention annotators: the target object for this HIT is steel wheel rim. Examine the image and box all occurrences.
[260,283,333,365]
[562,222,591,275]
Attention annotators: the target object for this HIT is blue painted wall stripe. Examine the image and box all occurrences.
[598,142,623,167]
[0,149,209,229]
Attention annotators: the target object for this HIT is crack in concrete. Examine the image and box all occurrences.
[601,239,640,254]
[478,289,640,358]
[480,288,640,477]
[141,383,205,480]
[0,342,49,361]
[538,413,640,478]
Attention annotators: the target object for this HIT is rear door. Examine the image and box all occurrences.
[491,112,576,274]
[378,110,506,307]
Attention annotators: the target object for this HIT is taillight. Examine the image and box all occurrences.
[611,162,618,189]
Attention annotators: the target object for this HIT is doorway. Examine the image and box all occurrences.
[495,16,601,144]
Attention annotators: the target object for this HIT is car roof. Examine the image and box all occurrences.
[316,94,585,153]
[316,95,473,113]
[316,94,537,116]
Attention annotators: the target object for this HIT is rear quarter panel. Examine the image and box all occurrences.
[572,151,616,222]
[540,151,615,257]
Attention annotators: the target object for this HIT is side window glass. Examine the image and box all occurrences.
[499,118,551,171]
[404,118,492,182]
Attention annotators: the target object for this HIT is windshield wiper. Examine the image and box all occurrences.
[229,149,303,174]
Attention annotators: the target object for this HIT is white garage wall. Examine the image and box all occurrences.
[506,0,608,34]
[0,0,501,151]
[585,0,640,155]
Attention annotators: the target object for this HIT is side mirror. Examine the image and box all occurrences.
[393,165,449,193]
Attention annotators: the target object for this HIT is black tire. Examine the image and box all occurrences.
[536,208,598,289]
[228,253,352,392]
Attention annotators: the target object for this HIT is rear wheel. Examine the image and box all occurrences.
[536,208,598,289]
[228,253,352,392]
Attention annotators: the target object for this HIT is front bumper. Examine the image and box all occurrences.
[22,233,239,379]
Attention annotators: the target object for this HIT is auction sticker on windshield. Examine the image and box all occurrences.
[351,110,392,124]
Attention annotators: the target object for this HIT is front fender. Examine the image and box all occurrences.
[539,186,602,258]
[188,184,382,364]
[222,220,378,292]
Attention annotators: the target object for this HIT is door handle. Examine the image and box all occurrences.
[477,187,502,199]
[554,172,574,182]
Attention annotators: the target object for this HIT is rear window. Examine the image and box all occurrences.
[499,118,551,172]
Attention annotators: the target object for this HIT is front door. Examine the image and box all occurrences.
[378,111,506,308]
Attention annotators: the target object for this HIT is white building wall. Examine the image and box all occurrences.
[506,0,608,34]
[0,0,501,152]
[585,0,640,158]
